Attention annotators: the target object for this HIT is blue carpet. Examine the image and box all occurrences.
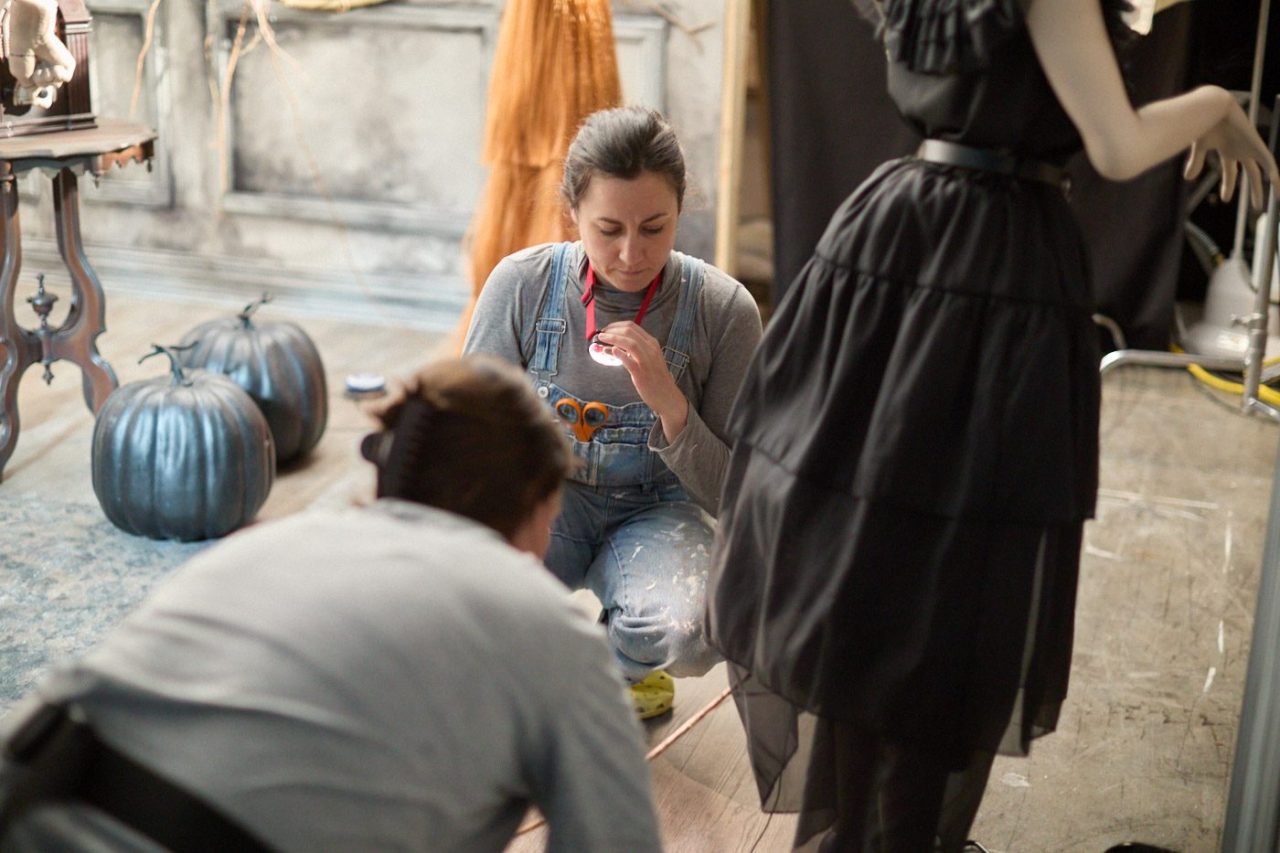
[0,494,207,711]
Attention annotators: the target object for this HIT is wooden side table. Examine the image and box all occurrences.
[0,120,155,479]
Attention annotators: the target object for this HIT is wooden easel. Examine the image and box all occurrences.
[714,0,766,279]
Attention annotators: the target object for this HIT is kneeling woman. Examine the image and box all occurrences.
[465,106,762,715]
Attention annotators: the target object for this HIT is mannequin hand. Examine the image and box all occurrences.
[7,0,75,92]
[13,83,52,108]
[596,321,689,442]
[1184,92,1280,211]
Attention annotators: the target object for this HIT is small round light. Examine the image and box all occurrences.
[588,340,623,367]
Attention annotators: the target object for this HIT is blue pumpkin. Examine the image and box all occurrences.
[91,345,275,541]
[179,295,328,466]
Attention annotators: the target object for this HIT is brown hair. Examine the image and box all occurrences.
[361,357,574,539]
[561,106,687,211]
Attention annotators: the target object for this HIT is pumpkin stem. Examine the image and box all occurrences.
[139,343,197,386]
[239,293,273,328]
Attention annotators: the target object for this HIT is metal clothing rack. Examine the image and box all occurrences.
[1100,0,1280,424]
[1222,425,1280,849]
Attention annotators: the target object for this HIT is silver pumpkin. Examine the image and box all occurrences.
[91,345,276,542]
[178,295,328,466]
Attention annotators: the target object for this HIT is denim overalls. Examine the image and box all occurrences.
[531,243,720,681]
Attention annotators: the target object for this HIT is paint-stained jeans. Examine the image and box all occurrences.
[545,481,721,681]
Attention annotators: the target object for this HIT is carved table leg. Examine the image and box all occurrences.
[0,162,39,480]
[50,166,117,413]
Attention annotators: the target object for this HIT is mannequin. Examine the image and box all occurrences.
[4,0,75,108]
[1029,0,1274,195]
[1123,0,1193,35]
[708,0,1279,850]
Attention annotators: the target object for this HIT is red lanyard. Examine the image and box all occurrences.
[582,264,663,341]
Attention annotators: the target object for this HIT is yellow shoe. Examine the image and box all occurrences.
[630,670,675,720]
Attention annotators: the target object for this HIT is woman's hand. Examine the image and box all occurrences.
[596,321,689,443]
[1185,94,1280,211]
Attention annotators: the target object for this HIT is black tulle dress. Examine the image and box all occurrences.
[708,0,1105,843]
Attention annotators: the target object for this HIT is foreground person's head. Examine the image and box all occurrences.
[361,357,573,557]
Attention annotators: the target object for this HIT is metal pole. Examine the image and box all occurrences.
[1221,430,1280,851]
[1100,349,1245,376]
[1242,188,1277,406]
[1232,0,1270,257]
[1242,95,1280,413]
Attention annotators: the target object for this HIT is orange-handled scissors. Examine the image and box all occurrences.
[554,398,609,442]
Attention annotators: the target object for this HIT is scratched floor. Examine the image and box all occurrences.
[965,365,1278,851]
[4,290,1276,851]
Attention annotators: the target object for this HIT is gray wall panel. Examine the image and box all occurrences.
[13,0,727,329]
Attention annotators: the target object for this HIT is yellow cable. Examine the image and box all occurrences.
[1185,363,1280,407]
[1168,344,1280,407]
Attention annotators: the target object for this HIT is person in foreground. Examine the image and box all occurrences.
[706,0,1280,850]
[0,357,662,853]
[464,106,763,719]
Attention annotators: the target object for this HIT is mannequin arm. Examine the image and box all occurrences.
[7,0,74,105]
[1024,0,1278,201]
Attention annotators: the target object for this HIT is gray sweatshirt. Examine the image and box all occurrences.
[12,501,659,853]
[463,242,763,514]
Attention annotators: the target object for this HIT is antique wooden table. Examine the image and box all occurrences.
[0,120,155,479]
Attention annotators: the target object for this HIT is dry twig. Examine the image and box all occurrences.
[620,0,714,41]
[128,0,165,118]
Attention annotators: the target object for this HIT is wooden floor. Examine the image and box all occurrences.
[5,289,1278,851]
[0,290,440,512]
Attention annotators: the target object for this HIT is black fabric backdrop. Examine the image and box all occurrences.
[766,0,1196,350]
[766,0,917,302]
[1065,3,1193,351]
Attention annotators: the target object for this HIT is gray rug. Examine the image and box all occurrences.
[0,493,208,711]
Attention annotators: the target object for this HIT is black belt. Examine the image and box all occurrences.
[917,139,1071,193]
[0,702,275,852]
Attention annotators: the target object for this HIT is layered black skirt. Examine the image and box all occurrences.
[708,158,1100,828]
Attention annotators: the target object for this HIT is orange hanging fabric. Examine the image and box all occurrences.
[453,0,622,348]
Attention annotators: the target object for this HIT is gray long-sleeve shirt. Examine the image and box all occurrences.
[11,501,660,853]
[463,242,763,514]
